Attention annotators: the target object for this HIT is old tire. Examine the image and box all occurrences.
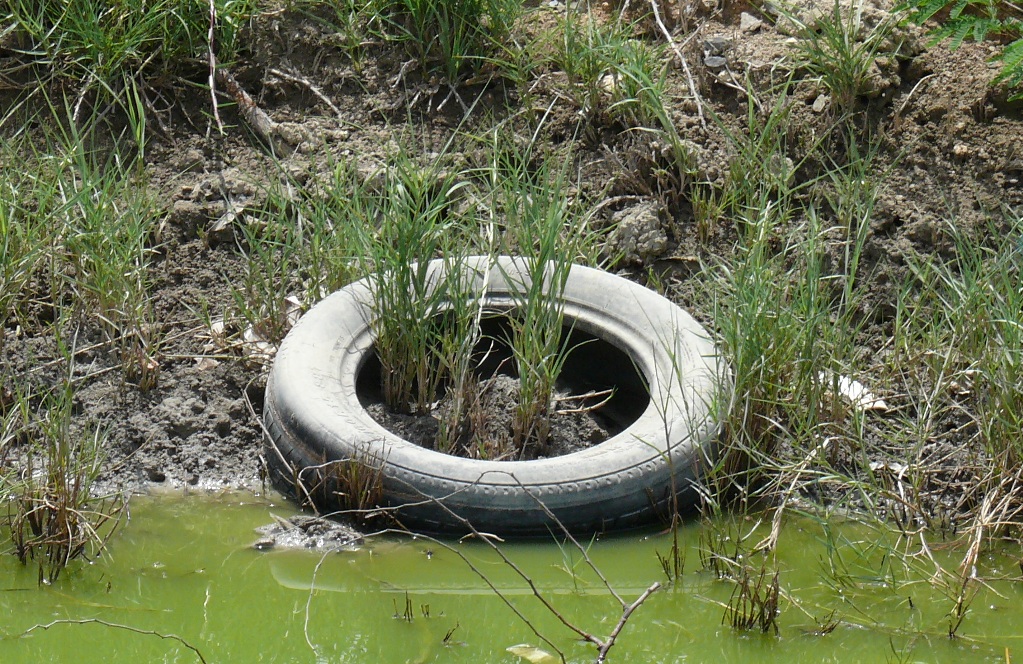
[263,256,729,537]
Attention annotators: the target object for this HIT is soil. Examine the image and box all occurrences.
[2,0,1021,524]
[367,374,618,461]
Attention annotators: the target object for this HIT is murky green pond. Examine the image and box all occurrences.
[1,492,1020,663]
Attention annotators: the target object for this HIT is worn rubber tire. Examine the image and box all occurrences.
[263,256,730,537]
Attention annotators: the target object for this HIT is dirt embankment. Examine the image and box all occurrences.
[2,0,1021,507]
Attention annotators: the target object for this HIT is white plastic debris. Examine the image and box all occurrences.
[507,645,558,664]
[243,326,277,362]
[820,372,888,413]
[285,294,304,329]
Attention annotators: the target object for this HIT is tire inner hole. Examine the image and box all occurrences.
[356,310,650,460]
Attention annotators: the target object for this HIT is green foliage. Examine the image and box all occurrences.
[1,373,122,584]
[0,148,51,349]
[901,0,1023,97]
[556,16,670,127]
[1,0,257,124]
[899,216,1023,470]
[790,0,900,115]
[488,136,600,456]
[374,0,519,81]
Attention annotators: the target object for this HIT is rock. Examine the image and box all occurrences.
[154,396,203,439]
[598,72,620,95]
[767,154,795,189]
[704,55,728,70]
[171,199,209,225]
[609,202,668,265]
[740,12,763,32]
[812,94,830,113]
[254,515,363,551]
[219,168,256,197]
[704,36,732,56]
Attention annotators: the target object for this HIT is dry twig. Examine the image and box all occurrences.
[649,0,706,128]
[14,620,207,663]
[269,66,345,122]
[215,68,277,145]
[208,0,223,133]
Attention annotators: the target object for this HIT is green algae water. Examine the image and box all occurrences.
[1,492,1021,663]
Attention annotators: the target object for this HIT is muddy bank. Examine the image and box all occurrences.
[1,0,1020,519]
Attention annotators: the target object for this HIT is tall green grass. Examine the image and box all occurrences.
[486,131,606,456]
[0,140,52,349]
[1,367,122,584]
[0,103,160,387]
[357,153,479,415]
[2,0,257,124]
[698,105,879,508]
[373,0,519,82]
[899,216,1023,471]
[787,0,901,118]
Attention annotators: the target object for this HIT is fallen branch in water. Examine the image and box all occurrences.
[14,619,207,663]
[398,471,662,663]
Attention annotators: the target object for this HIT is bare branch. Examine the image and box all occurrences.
[649,0,705,129]
[14,619,207,663]
[208,0,223,133]
[595,582,661,664]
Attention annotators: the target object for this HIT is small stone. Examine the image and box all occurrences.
[171,199,206,224]
[609,202,668,265]
[598,72,620,95]
[812,95,830,113]
[704,55,728,70]
[952,143,971,158]
[704,36,731,56]
[740,12,763,32]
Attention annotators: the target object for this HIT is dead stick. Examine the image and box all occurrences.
[208,0,222,133]
[649,0,705,129]
[215,68,277,144]
[269,67,345,122]
[15,619,207,663]
[594,582,661,664]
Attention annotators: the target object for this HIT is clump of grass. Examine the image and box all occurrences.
[489,136,600,456]
[656,530,686,583]
[432,259,490,454]
[724,560,782,634]
[716,84,801,223]
[229,159,369,348]
[698,97,879,507]
[0,145,51,349]
[899,216,1023,474]
[357,152,478,415]
[1,372,123,584]
[1,104,163,387]
[552,14,695,206]
[556,16,668,127]
[2,0,257,129]
[60,147,161,388]
[232,215,307,347]
[287,446,387,527]
[787,0,901,118]
[373,0,519,82]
